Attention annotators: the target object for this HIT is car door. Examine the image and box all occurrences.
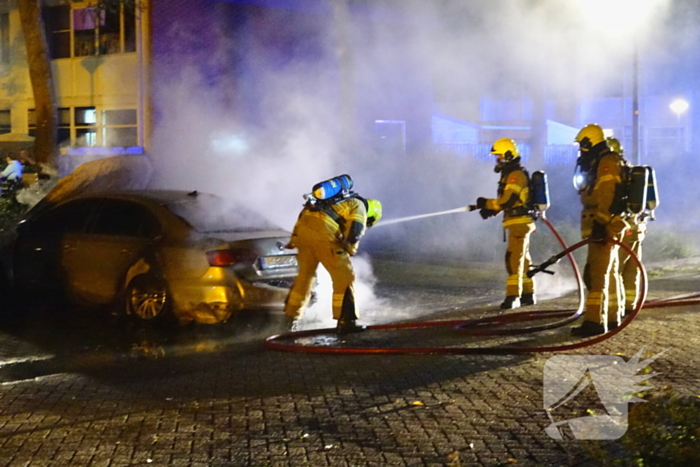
[13,199,100,296]
[64,199,161,304]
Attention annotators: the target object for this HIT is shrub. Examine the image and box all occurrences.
[620,390,700,466]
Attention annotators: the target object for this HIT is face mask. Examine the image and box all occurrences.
[573,164,588,191]
[494,155,506,173]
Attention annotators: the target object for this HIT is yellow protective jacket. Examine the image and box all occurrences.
[290,196,367,254]
[485,166,534,229]
[579,150,628,238]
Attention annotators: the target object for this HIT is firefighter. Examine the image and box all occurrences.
[283,176,382,333]
[606,137,648,316]
[572,125,629,337]
[474,138,536,310]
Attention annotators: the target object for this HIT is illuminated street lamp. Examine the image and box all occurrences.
[669,98,689,151]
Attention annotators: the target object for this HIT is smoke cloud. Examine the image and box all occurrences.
[148,0,687,326]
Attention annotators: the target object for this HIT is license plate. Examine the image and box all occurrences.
[260,255,298,270]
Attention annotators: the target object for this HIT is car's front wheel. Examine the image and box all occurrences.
[125,274,171,322]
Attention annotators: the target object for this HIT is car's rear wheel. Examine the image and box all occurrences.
[125,274,171,322]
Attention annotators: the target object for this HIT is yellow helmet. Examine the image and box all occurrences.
[366,199,383,228]
[490,138,520,160]
[575,124,605,151]
[606,136,623,154]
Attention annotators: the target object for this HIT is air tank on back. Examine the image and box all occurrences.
[530,171,550,213]
[627,166,649,214]
[645,166,659,211]
[312,174,353,200]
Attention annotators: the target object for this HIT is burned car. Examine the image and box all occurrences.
[7,190,299,324]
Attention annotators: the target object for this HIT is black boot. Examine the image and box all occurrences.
[521,293,537,306]
[336,287,363,334]
[571,320,606,337]
[500,296,520,310]
[336,319,365,334]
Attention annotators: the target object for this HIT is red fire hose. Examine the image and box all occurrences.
[265,218,695,354]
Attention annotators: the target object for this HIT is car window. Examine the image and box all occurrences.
[166,194,280,233]
[23,199,99,235]
[90,200,161,238]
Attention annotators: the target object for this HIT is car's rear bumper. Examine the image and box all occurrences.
[168,267,292,324]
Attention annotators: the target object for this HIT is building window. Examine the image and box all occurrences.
[0,110,10,134]
[75,107,97,146]
[44,4,136,59]
[102,109,137,147]
[44,5,71,59]
[28,108,73,144]
[28,107,137,147]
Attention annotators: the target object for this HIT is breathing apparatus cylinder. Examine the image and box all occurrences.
[312,174,353,200]
[530,171,550,212]
[645,166,659,211]
[627,166,649,214]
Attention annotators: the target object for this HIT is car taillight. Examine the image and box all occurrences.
[206,248,255,267]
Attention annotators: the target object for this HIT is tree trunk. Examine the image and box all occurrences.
[17,0,58,166]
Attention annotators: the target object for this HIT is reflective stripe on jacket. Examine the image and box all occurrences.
[484,168,534,228]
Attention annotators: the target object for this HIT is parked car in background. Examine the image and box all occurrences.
[4,190,300,324]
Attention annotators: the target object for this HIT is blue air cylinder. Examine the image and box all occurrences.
[312,174,353,200]
[530,171,550,212]
[627,166,649,214]
[645,166,659,211]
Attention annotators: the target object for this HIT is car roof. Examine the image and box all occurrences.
[49,190,286,235]
[66,189,209,205]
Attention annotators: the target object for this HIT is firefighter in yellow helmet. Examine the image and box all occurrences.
[284,175,381,333]
[572,125,629,337]
[474,138,536,310]
[606,137,648,316]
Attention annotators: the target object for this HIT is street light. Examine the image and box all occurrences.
[572,0,668,165]
[669,98,689,152]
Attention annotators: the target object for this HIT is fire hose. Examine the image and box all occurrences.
[265,217,698,354]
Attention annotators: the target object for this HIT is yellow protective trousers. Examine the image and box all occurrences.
[284,218,356,320]
[619,234,644,311]
[585,239,620,325]
[504,222,536,297]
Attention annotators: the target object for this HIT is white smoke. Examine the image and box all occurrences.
[147,0,684,325]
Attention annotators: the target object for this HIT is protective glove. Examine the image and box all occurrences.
[479,208,497,220]
[283,235,297,250]
[590,221,606,241]
[345,242,359,256]
[476,197,487,209]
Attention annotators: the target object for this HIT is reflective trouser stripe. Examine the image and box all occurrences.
[606,253,623,323]
[502,215,533,228]
[586,292,603,305]
[333,293,345,315]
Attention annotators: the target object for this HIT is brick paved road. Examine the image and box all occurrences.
[0,259,698,466]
